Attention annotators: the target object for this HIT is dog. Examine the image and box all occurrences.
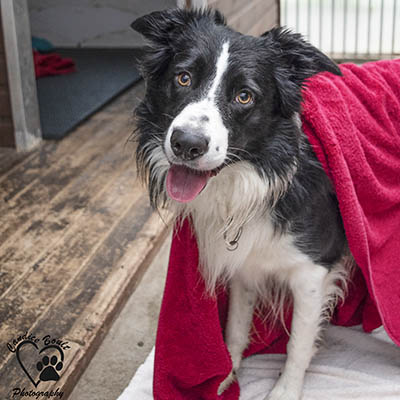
[131,7,353,400]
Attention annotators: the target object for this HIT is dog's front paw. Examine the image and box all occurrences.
[265,377,302,400]
[217,369,236,396]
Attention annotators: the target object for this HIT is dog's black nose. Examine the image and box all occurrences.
[170,129,209,161]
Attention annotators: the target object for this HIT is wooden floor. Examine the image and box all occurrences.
[0,83,171,399]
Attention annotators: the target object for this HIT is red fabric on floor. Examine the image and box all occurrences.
[153,59,400,399]
[33,51,75,78]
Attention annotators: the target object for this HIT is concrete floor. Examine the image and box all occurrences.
[69,232,172,400]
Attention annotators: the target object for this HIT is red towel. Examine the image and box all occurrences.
[153,59,400,400]
[33,51,75,78]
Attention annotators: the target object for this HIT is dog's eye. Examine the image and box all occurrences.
[235,90,253,105]
[177,72,191,87]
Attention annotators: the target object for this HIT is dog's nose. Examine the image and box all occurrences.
[170,128,209,161]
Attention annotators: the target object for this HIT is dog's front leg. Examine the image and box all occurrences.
[218,275,257,395]
[266,265,329,400]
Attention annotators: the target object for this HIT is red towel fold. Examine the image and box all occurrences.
[33,51,75,78]
[154,59,400,400]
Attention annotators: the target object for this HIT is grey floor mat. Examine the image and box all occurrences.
[36,48,141,140]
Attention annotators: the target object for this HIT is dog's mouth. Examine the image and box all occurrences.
[166,164,219,203]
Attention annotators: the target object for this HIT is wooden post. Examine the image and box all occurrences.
[0,6,14,147]
[0,0,41,151]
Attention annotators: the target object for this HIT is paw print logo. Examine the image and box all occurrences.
[14,340,66,388]
[36,355,63,382]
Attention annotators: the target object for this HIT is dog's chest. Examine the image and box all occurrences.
[175,163,314,290]
[191,209,311,290]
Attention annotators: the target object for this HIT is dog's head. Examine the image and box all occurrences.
[131,8,340,208]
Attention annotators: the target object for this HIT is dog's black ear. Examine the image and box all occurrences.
[131,9,188,77]
[212,9,226,26]
[263,27,341,117]
[131,8,226,77]
[131,8,226,44]
[131,9,186,45]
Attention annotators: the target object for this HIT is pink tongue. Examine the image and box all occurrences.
[166,165,210,203]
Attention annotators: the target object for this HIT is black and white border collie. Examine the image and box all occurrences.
[131,8,352,400]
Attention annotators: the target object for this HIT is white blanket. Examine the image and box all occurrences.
[117,325,400,399]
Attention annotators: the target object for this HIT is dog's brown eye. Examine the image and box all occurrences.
[235,90,253,105]
[177,72,191,87]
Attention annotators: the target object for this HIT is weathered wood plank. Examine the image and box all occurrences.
[60,213,171,399]
[0,116,115,203]
[67,211,172,345]
[246,3,278,37]
[0,166,144,361]
[0,137,135,295]
[0,147,35,176]
[0,210,170,399]
[41,196,156,340]
[209,0,243,20]
[0,121,93,197]
[0,81,167,399]
[0,112,131,246]
[228,0,275,35]
[209,0,278,36]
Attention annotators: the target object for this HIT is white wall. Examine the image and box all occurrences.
[28,0,177,48]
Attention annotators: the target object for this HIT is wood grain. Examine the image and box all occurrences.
[209,0,279,36]
[0,81,171,398]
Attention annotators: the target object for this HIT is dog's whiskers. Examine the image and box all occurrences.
[162,112,174,120]
[228,146,252,158]
[138,116,165,132]
[225,152,243,163]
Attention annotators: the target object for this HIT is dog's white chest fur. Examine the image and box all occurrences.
[175,161,312,294]
[195,206,311,293]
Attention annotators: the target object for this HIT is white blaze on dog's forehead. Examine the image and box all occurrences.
[208,41,230,100]
[164,41,230,171]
